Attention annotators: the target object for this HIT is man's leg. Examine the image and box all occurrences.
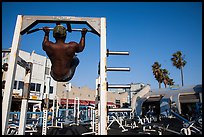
[64,56,80,81]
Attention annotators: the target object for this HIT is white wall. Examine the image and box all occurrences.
[2,49,58,103]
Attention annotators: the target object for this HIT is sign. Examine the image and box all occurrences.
[32,95,38,100]
[13,93,19,96]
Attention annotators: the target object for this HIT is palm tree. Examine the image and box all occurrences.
[167,78,175,86]
[162,69,175,88]
[162,69,169,88]
[152,62,163,88]
[171,51,187,86]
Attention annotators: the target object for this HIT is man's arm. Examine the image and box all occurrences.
[42,27,51,51]
[76,28,88,53]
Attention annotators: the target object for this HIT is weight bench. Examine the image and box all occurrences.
[107,115,128,132]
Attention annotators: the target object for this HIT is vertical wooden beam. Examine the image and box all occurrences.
[18,62,33,135]
[99,17,107,135]
[2,15,23,135]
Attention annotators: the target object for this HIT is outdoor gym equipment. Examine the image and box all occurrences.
[170,110,202,135]
[26,22,97,35]
[152,124,181,135]
[68,97,80,126]
[6,112,42,135]
[107,108,138,132]
[26,27,94,34]
[7,124,19,135]
[42,76,51,135]
[81,106,96,135]
[1,15,126,135]
[180,122,202,135]
[107,112,128,132]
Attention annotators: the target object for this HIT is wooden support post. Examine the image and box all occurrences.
[2,15,22,135]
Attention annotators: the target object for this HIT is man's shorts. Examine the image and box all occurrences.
[50,56,79,82]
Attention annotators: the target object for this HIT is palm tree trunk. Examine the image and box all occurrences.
[164,79,167,88]
[180,66,184,86]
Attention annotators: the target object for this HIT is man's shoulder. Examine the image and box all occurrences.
[43,41,54,46]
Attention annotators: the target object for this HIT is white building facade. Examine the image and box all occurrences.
[2,49,57,111]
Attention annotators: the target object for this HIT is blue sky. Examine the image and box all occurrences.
[2,2,202,90]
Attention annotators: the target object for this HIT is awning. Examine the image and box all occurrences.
[145,96,163,103]
[60,98,115,106]
[179,94,200,103]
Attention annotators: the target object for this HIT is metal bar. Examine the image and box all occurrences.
[55,97,59,126]
[99,17,107,135]
[165,128,181,135]
[2,15,22,135]
[27,27,93,34]
[66,83,71,122]
[52,96,56,126]
[21,15,101,36]
[108,84,131,89]
[107,49,129,56]
[95,77,99,135]
[106,67,130,71]
[107,51,129,55]
[170,110,190,123]
[42,76,51,135]
[72,28,93,32]
[18,62,33,135]
[16,56,31,69]
[76,97,80,125]
[2,49,11,53]
[108,108,132,112]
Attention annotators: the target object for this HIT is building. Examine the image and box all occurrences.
[132,84,202,120]
[2,49,57,111]
[56,82,130,108]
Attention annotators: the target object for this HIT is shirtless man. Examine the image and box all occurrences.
[42,25,88,82]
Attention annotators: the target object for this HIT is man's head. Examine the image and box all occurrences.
[53,25,67,39]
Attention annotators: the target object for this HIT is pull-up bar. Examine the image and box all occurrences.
[107,49,129,57]
[106,67,130,71]
[108,84,131,89]
[26,27,95,34]
[2,49,11,53]
[108,108,132,112]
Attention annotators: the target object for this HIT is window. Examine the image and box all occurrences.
[30,83,35,91]
[2,80,6,89]
[88,95,90,97]
[115,99,121,108]
[45,67,50,75]
[13,81,17,89]
[44,85,53,93]
[18,81,24,90]
[36,84,41,92]
[44,86,46,93]
[49,86,53,94]
[115,99,120,104]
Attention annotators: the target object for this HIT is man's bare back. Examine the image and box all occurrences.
[42,25,88,82]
